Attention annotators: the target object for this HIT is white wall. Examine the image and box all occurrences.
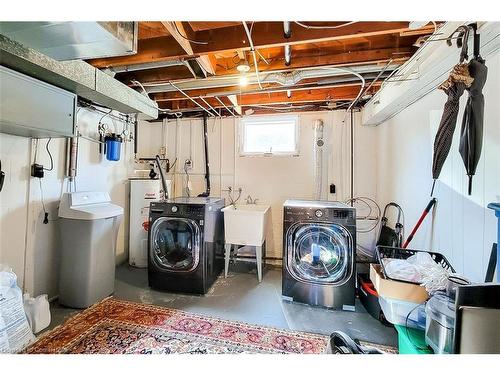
[374,52,500,282]
[0,108,135,297]
[137,110,379,260]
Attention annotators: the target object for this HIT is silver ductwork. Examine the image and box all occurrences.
[0,22,137,61]
[144,63,401,94]
[0,34,158,119]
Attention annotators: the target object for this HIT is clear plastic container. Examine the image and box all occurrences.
[425,293,455,354]
[378,295,426,330]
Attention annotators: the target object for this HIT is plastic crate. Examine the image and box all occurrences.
[378,295,426,330]
[376,246,455,285]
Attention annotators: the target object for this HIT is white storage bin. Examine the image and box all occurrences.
[379,295,426,330]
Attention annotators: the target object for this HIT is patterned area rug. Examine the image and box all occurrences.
[26,298,329,354]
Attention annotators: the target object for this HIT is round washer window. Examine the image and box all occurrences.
[286,222,353,284]
[150,217,200,272]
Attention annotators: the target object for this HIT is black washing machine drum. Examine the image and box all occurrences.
[286,223,353,284]
[150,217,201,272]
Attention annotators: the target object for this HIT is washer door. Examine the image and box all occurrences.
[286,222,353,285]
[150,217,201,272]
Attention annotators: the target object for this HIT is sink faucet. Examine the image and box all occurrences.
[245,195,258,204]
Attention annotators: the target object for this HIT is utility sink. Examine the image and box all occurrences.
[222,204,270,246]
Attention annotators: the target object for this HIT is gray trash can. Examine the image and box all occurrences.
[58,191,123,308]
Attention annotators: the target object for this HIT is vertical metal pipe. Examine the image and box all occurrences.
[350,109,354,205]
[283,21,291,38]
[66,137,79,178]
[284,44,291,66]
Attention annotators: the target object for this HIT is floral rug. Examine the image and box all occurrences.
[25,298,329,354]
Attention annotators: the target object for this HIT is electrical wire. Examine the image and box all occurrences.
[294,21,357,29]
[43,138,54,171]
[172,22,209,45]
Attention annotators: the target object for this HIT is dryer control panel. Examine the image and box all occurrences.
[150,202,206,221]
[283,205,355,226]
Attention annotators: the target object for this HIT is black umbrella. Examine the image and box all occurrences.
[431,63,473,195]
[459,26,488,195]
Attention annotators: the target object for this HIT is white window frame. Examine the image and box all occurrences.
[238,114,300,157]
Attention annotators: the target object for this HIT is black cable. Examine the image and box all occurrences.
[43,138,54,171]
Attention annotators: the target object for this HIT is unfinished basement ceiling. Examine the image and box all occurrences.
[86,21,439,117]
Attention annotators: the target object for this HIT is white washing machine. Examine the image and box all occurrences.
[129,178,171,267]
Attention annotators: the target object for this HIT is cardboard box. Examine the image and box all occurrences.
[370,264,429,304]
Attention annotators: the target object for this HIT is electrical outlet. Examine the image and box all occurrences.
[159,146,166,158]
[31,163,44,178]
[184,159,193,170]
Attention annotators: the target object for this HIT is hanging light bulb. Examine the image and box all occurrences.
[237,55,251,73]
[239,75,249,87]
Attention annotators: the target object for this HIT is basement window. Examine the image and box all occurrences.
[239,115,299,156]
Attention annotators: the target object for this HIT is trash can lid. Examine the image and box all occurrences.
[58,191,124,220]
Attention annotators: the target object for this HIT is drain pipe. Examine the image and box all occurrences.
[198,114,211,197]
[242,21,263,89]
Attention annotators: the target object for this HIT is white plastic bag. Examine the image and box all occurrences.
[23,293,51,334]
[0,265,36,353]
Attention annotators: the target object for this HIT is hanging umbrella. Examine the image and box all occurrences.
[459,27,488,195]
[430,63,473,195]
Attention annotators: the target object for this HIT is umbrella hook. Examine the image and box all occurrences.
[447,25,471,63]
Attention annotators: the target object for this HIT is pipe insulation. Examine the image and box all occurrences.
[313,119,325,200]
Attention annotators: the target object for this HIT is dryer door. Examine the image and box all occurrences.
[150,217,201,272]
[286,222,353,285]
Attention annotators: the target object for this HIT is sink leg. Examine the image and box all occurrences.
[256,245,262,282]
[224,243,232,278]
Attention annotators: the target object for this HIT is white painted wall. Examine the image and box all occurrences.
[0,108,135,297]
[137,110,379,260]
[374,52,500,282]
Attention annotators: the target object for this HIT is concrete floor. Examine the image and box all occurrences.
[48,262,398,347]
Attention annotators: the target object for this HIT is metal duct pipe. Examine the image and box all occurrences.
[144,63,399,94]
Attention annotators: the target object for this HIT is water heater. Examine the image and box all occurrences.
[129,179,169,268]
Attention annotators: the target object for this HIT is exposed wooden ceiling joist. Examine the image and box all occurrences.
[192,21,412,55]
[89,22,419,69]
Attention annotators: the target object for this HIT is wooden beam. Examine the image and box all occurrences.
[88,22,419,69]
[162,21,216,75]
[192,22,413,55]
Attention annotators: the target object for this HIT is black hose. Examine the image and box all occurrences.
[198,114,211,197]
[155,155,169,200]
